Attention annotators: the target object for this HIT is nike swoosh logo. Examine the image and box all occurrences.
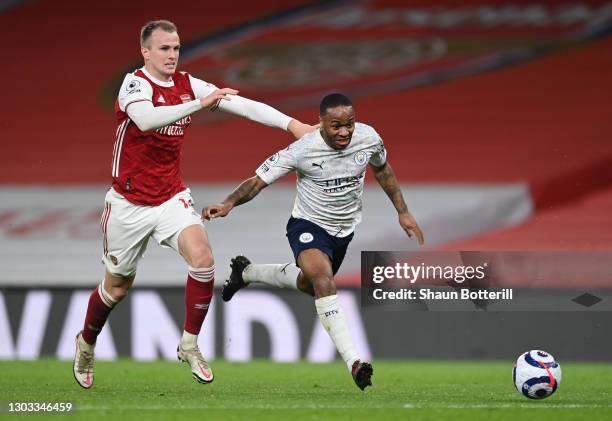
[280,263,291,274]
[199,366,212,380]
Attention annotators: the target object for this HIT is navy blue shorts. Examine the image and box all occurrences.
[286,217,354,275]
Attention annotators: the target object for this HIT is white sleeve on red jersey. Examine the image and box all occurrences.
[189,75,218,98]
[118,73,153,112]
[189,75,292,131]
[126,100,203,132]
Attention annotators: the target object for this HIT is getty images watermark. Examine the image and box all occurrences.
[360,251,612,311]
[369,261,512,302]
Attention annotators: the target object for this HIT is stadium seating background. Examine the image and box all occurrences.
[3,1,611,245]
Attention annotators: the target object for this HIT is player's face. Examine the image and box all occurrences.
[320,106,355,150]
[141,29,180,81]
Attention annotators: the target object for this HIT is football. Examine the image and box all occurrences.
[513,350,562,399]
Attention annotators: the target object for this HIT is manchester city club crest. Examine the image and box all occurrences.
[354,151,367,165]
[299,232,314,243]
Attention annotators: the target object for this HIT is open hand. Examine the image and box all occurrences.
[200,88,239,110]
[399,212,424,245]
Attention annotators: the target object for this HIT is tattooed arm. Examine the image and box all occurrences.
[202,176,268,220]
[370,162,425,245]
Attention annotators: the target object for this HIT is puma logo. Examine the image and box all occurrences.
[312,161,324,169]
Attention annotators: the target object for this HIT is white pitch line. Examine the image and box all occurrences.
[74,403,612,411]
[403,403,612,409]
[76,404,387,411]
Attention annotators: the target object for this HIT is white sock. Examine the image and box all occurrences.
[315,294,359,371]
[180,331,198,350]
[243,263,300,290]
[77,332,95,353]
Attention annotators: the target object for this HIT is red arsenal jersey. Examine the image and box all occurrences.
[112,69,196,206]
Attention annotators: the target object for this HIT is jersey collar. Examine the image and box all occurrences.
[141,67,175,88]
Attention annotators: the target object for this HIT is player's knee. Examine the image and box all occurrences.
[110,286,129,302]
[107,280,132,302]
[99,279,131,307]
[311,274,336,297]
[311,273,333,284]
[189,247,214,268]
[103,270,134,304]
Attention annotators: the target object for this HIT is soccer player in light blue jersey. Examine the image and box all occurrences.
[203,93,424,390]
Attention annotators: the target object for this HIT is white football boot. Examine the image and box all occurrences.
[177,345,214,384]
[73,331,95,389]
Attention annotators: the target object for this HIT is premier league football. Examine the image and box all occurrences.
[513,350,562,400]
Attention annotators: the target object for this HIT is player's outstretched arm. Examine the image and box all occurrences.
[215,95,317,139]
[287,119,319,140]
[190,76,316,139]
[127,88,238,132]
[370,162,425,245]
[202,176,269,220]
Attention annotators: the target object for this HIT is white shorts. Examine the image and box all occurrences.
[100,187,203,277]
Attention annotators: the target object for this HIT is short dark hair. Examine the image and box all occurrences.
[319,93,353,116]
[140,20,177,47]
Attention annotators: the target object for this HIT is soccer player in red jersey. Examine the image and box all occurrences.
[73,20,316,389]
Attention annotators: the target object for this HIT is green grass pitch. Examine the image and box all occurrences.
[1,359,611,420]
